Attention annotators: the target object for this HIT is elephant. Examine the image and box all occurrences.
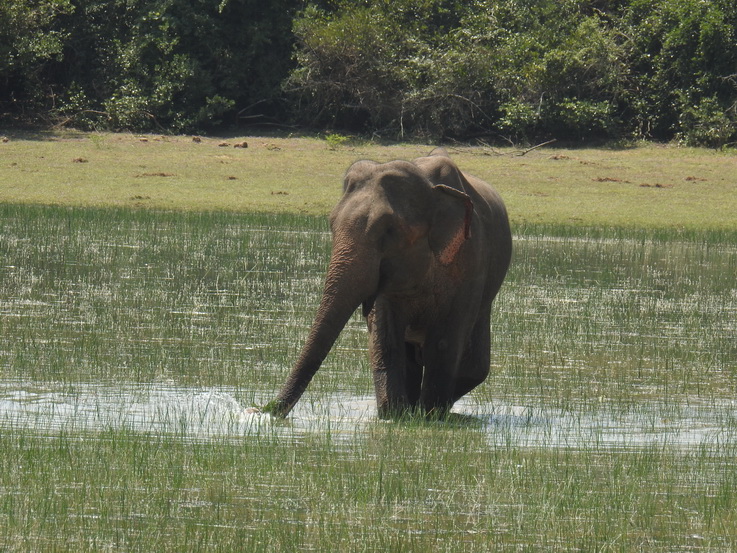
[263,148,512,419]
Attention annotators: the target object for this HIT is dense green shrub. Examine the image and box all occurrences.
[287,0,630,139]
[289,0,736,143]
[0,0,74,113]
[619,0,737,146]
[676,95,736,147]
[1,0,735,142]
[1,0,300,132]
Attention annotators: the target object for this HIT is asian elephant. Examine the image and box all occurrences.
[263,148,512,419]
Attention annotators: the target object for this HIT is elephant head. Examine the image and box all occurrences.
[263,153,476,417]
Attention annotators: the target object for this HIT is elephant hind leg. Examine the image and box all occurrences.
[451,375,488,403]
[405,343,423,407]
[451,314,491,403]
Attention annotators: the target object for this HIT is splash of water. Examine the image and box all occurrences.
[1,381,733,449]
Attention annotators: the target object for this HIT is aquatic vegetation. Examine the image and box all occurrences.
[1,205,735,551]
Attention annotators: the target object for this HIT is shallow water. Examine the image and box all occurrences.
[1,207,736,452]
[1,380,733,450]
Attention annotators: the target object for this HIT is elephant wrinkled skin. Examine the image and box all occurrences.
[263,149,512,419]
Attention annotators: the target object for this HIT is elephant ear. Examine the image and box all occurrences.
[429,184,474,266]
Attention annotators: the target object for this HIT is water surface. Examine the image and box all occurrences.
[2,380,733,451]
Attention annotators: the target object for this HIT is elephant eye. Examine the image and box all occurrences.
[368,211,398,252]
[379,223,402,253]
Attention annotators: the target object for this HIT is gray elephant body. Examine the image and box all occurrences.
[265,149,511,418]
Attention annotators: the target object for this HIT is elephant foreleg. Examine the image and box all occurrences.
[367,304,411,418]
[419,333,464,417]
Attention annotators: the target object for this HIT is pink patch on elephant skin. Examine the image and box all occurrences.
[437,195,473,266]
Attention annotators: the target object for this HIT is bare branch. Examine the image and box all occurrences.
[516,139,557,156]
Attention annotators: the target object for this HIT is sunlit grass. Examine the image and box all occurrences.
[1,131,735,230]
[1,204,736,550]
[1,419,736,551]
[491,225,737,412]
[3,205,733,400]
[0,206,330,388]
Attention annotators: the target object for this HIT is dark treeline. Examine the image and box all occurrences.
[2,0,736,145]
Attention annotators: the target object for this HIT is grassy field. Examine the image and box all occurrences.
[1,130,736,230]
[0,132,736,551]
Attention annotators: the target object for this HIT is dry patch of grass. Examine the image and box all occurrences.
[1,131,735,230]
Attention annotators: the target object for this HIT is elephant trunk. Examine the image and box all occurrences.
[264,234,379,417]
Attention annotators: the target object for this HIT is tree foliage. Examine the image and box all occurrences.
[1,0,301,131]
[619,0,737,145]
[0,0,74,113]
[288,0,737,144]
[1,0,736,144]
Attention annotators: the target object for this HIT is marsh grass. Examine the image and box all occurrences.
[493,225,737,413]
[1,418,736,551]
[0,206,336,388]
[1,205,736,551]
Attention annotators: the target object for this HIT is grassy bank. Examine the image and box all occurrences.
[1,131,735,230]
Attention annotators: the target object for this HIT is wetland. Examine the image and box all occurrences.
[1,204,736,551]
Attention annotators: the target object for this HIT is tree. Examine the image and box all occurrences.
[3,0,303,131]
[620,0,737,145]
[0,0,74,117]
[288,0,628,140]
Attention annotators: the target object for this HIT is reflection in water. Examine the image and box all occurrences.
[1,381,732,450]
